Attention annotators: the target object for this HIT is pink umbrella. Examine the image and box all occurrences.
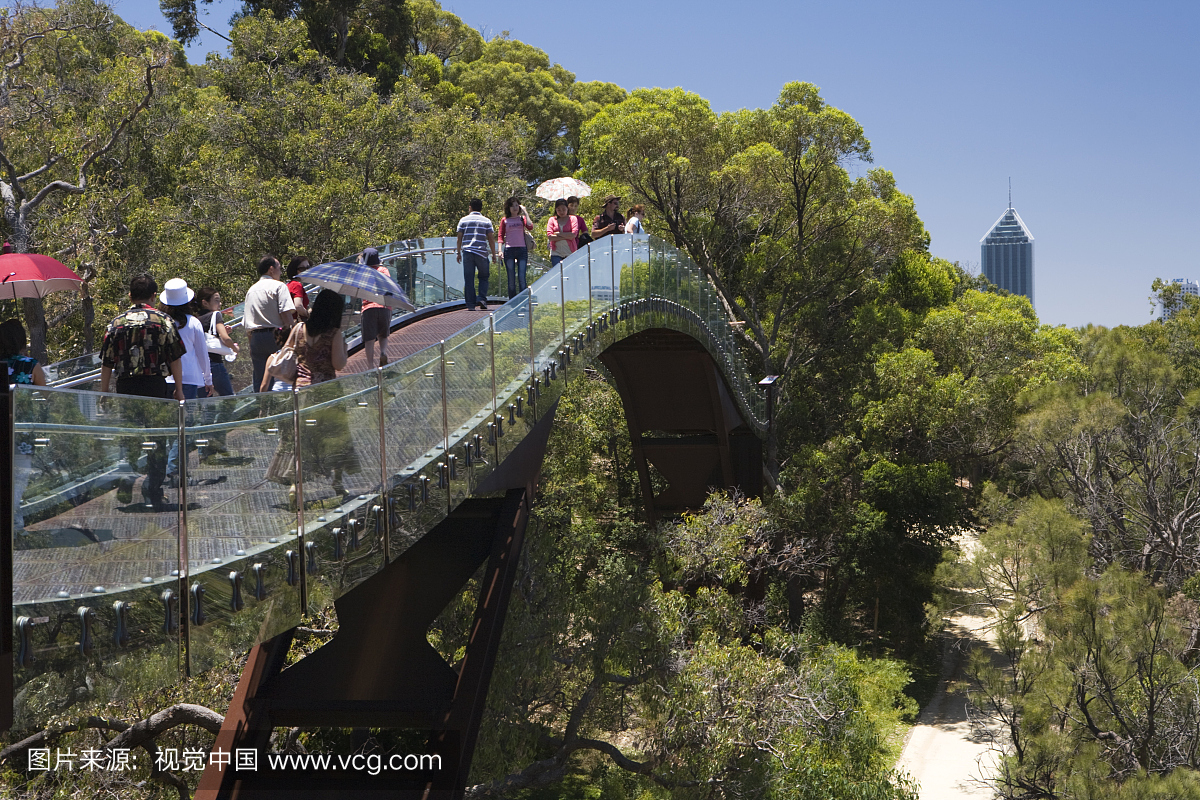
[0,253,83,300]
[535,177,592,202]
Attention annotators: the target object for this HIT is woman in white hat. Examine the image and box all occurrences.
[159,277,212,400]
[160,277,213,485]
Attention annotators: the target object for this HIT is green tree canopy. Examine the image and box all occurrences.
[581,83,928,475]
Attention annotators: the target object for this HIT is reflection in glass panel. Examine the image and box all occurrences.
[381,346,451,559]
[297,371,385,607]
[183,389,303,676]
[11,385,181,728]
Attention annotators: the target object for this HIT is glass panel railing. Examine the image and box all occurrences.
[529,266,564,374]
[443,318,493,464]
[183,389,303,676]
[605,237,632,313]
[12,385,181,728]
[527,251,551,287]
[561,255,591,341]
[41,352,102,386]
[383,344,450,558]
[492,295,533,403]
[296,371,384,608]
[443,321,493,500]
[490,296,534,464]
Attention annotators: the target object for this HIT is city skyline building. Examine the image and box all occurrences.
[1161,277,1199,320]
[980,199,1035,306]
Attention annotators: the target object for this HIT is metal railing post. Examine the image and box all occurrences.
[441,249,447,303]
[587,244,593,322]
[177,400,192,677]
[378,367,390,565]
[292,388,307,614]
[440,341,450,512]
[558,261,566,346]
[489,315,499,462]
[527,290,536,418]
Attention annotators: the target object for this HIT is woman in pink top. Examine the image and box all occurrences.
[546,198,581,267]
[497,197,535,298]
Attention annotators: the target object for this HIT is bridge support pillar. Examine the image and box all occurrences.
[196,489,534,799]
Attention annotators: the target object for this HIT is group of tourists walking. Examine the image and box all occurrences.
[8,253,355,513]
[456,193,648,310]
[4,192,649,512]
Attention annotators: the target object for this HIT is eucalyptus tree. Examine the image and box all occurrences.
[0,0,177,359]
[581,83,927,477]
[162,0,411,92]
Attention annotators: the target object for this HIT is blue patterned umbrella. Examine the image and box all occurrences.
[300,261,415,311]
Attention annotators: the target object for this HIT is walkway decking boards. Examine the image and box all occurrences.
[345,306,493,370]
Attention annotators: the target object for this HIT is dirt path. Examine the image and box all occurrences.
[897,610,1005,798]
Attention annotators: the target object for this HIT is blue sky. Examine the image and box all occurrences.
[108,0,1200,328]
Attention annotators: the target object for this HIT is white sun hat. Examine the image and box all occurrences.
[159,277,195,306]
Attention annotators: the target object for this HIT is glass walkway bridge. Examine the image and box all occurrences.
[2,234,768,796]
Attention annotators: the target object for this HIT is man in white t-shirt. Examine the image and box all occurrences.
[243,254,297,392]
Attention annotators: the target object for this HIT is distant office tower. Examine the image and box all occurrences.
[1162,278,1200,320]
[980,205,1035,305]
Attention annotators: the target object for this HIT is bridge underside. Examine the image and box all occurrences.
[197,401,557,799]
[600,328,762,519]
[197,322,762,799]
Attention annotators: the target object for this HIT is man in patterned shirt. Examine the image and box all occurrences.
[100,274,186,508]
[100,273,186,399]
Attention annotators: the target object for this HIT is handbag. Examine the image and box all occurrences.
[206,311,236,358]
[574,215,593,247]
[266,324,300,384]
[524,229,536,251]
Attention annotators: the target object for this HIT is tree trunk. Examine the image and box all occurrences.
[82,280,94,353]
[333,12,350,65]
[4,206,48,363]
[21,297,46,364]
[785,575,807,628]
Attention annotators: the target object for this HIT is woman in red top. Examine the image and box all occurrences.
[285,256,311,321]
[497,197,534,298]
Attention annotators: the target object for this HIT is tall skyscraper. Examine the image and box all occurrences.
[980,203,1035,306]
[1162,278,1199,320]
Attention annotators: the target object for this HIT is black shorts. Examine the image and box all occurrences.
[115,375,168,398]
[361,306,391,341]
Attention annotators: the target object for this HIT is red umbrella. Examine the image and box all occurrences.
[0,253,83,300]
